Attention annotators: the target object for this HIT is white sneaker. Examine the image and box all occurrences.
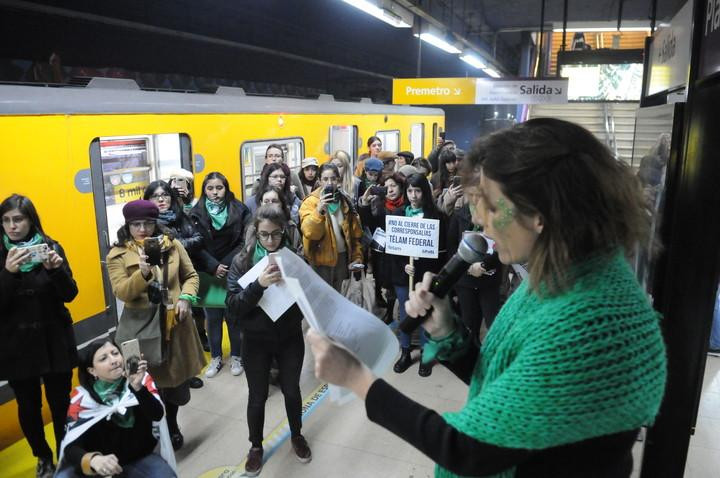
[230,356,244,376]
[205,356,223,378]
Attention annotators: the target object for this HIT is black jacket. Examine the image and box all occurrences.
[0,238,78,380]
[159,211,203,256]
[225,246,304,342]
[62,386,164,472]
[189,198,251,274]
[446,204,501,290]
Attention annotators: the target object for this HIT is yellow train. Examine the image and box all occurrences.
[0,77,444,448]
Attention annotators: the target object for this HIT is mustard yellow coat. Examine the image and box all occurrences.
[106,238,206,388]
[299,188,363,267]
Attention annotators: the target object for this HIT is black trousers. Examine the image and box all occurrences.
[455,285,501,344]
[242,332,304,447]
[8,371,73,459]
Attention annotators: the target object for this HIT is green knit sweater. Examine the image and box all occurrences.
[434,251,667,478]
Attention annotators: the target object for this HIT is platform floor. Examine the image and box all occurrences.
[1,345,719,477]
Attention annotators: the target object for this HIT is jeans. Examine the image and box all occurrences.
[242,333,304,447]
[711,284,720,349]
[8,372,72,459]
[205,307,242,358]
[394,285,427,349]
[56,453,176,478]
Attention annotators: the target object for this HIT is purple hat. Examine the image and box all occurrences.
[123,200,159,223]
[364,158,383,173]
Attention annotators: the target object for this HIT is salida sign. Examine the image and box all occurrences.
[385,216,439,259]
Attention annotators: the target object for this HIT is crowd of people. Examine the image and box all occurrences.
[1,121,669,478]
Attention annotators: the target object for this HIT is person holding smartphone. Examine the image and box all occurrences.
[0,194,78,478]
[226,206,311,476]
[55,340,175,478]
[299,162,363,292]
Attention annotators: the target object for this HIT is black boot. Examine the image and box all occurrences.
[418,361,433,377]
[393,348,412,373]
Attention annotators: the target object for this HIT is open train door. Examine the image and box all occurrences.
[89,133,192,324]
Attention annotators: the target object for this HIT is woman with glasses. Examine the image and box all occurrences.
[0,194,78,478]
[226,205,311,476]
[243,186,303,258]
[190,172,251,379]
[246,163,301,224]
[299,163,363,292]
[106,199,205,452]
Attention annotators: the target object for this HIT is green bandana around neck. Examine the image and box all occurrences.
[93,378,135,428]
[405,205,424,217]
[205,197,228,230]
[3,232,44,272]
[326,198,341,215]
[252,241,270,266]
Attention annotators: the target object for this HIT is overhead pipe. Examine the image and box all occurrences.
[561,0,568,52]
[650,0,658,33]
[617,0,624,31]
[538,0,546,77]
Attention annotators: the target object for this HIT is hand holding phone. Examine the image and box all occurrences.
[19,243,49,263]
[120,339,141,376]
[143,237,162,266]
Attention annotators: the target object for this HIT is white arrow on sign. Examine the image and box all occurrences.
[454,88,462,95]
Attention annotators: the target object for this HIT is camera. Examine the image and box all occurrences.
[147,280,163,304]
[370,185,387,196]
[322,185,336,198]
[144,237,162,266]
[451,176,462,187]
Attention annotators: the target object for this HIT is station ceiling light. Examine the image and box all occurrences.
[459,51,487,69]
[341,0,413,28]
[482,67,501,78]
[413,23,462,55]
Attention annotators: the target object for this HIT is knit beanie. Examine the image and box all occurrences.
[122,200,159,222]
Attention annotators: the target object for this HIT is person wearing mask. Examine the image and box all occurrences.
[299,163,363,292]
[297,157,319,200]
[358,172,407,325]
[354,136,383,177]
[226,206,312,476]
[307,118,667,477]
[107,199,205,451]
[144,181,207,387]
[55,341,176,478]
[245,163,301,224]
[1,194,78,478]
[447,201,502,344]
[389,173,447,377]
[190,173,251,379]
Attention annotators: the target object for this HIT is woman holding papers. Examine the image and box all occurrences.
[226,205,311,477]
[308,119,666,477]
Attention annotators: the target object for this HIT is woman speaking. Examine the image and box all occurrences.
[308,118,667,477]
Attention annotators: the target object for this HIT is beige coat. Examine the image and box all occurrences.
[107,238,206,388]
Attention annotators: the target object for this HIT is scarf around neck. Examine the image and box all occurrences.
[405,205,424,217]
[93,378,134,428]
[157,209,177,226]
[205,198,228,230]
[385,196,404,211]
[3,232,44,272]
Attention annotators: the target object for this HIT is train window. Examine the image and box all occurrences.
[410,123,424,158]
[240,138,304,200]
[90,133,191,247]
[375,130,400,153]
[329,125,358,165]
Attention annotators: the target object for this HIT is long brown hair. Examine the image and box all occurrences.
[462,118,649,294]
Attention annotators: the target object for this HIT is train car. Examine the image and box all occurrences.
[0,77,444,448]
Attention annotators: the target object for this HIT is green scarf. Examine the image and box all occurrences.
[428,251,666,478]
[205,198,228,230]
[326,198,341,215]
[252,241,270,266]
[93,378,135,428]
[3,233,44,272]
[405,205,424,217]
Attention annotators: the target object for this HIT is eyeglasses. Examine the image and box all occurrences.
[257,230,284,241]
[129,221,156,230]
[150,193,171,200]
[268,174,286,180]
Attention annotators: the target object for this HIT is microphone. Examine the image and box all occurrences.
[399,232,488,334]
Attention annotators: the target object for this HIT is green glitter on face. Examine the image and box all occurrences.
[493,197,515,231]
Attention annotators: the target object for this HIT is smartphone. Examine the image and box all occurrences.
[18,243,49,262]
[370,185,387,196]
[143,237,162,266]
[171,177,187,189]
[120,339,141,375]
[322,185,335,198]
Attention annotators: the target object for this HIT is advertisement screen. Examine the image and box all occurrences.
[561,63,643,101]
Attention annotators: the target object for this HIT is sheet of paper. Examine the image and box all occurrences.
[236,255,295,322]
[273,248,398,404]
[372,227,386,249]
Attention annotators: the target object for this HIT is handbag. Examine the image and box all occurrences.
[196,271,228,308]
[341,270,377,315]
[115,305,165,366]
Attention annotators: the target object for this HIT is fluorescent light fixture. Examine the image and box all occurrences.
[459,52,486,69]
[483,67,501,78]
[413,32,461,54]
[341,0,412,28]
[552,27,651,32]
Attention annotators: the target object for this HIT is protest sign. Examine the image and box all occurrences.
[385,215,439,259]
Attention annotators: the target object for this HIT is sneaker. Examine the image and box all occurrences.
[245,447,263,476]
[291,435,312,463]
[205,356,223,378]
[230,356,244,376]
[709,347,720,357]
[36,457,55,478]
